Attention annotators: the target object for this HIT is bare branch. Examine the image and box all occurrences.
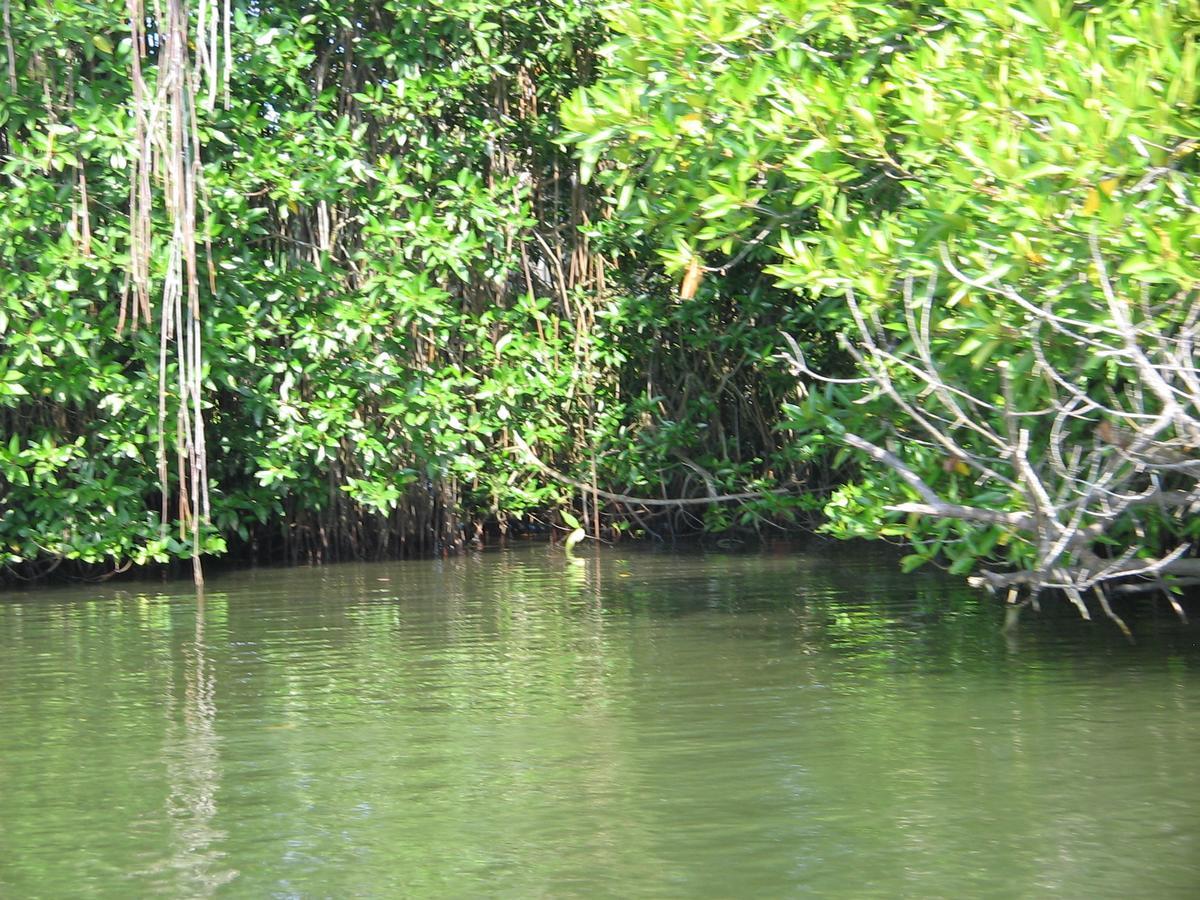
[513,434,796,507]
[800,244,1200,624]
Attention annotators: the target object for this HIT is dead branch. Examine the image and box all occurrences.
[786,241,1200,622]
[513,434,796,507]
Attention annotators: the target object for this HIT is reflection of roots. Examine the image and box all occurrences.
[152,606,238,894]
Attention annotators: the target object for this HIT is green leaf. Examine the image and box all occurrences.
[565,527,586,552]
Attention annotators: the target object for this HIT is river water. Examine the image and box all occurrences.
[1,543,1197,897]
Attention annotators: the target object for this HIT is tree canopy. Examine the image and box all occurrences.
[564,0,1200,622]
[2,0,1199,621]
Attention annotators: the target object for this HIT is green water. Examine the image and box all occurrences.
[1,544,1197,898]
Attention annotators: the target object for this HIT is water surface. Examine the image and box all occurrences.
[1,544,1197,897]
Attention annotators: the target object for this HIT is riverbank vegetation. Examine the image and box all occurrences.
[2,0,1198,621]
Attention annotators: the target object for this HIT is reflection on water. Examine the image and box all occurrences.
[151,593,237,894]
[0,543,1197,897]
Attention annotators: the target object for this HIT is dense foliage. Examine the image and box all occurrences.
[2,0,1198,615]
[1,0,596,574]
[1,0,815,579]
[564,0,1200,615]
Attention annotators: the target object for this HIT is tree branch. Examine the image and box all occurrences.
[513,434,795,507]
